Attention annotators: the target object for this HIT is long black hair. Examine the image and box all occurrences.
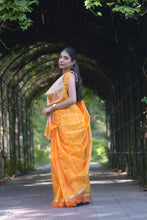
[61,47,83,102]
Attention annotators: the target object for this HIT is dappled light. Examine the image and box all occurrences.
[0,163,147,219]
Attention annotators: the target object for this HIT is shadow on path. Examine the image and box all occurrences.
[0,162,147,219]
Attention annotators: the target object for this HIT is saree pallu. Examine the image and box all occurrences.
[44,71,92,207]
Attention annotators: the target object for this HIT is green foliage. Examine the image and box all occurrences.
[82,87,106,138]
[82,88,108,164]
[141,96,147,104]
[0,0,39,31]
[32,92,50,166]
[91,137,109,165]
[84,0,144,18]
[0,171,5,179]
[34,148,50,166]
[31,93,49,150]
[5,161,24,176]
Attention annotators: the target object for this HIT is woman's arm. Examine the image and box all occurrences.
[44,74,76,116]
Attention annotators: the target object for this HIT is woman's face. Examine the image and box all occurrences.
[58,50,75,72]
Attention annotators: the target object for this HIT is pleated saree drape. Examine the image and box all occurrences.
[44,71,92,207]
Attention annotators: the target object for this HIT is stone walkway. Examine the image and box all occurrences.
[0,163,147,220]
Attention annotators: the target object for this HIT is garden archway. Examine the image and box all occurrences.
[0,0,146,183]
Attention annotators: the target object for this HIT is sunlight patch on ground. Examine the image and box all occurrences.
[90,179,134,184]
[24,182,52,187]
[90,162,101,168]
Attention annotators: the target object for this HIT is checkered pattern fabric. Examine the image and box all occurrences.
[44,71,92,207]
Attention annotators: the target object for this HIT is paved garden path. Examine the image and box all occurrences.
[0,163,147,219]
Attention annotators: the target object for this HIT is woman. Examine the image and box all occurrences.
[44,47,92,207]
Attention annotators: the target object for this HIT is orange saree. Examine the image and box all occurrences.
[44,71,92,207]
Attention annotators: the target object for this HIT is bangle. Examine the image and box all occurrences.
[52,103,56,109]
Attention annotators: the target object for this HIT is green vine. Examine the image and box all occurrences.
[0,0,39,49]
[0,0,39,31]
[84,0,146,18]
[141,96,147,104]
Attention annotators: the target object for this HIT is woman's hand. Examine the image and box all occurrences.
[43,106,53,117]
